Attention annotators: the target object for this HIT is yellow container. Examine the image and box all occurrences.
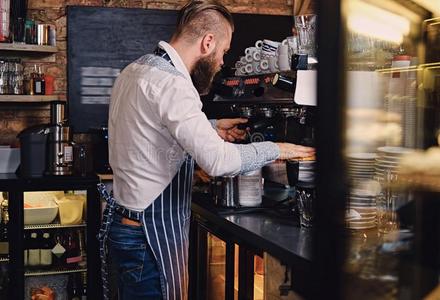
[55,194,86,225]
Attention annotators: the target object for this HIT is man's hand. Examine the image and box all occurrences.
[276,143,316,160]
[216,118,248,142]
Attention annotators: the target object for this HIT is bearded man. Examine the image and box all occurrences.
[101,1,315,299]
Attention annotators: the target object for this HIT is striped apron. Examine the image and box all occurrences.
[98,155,194,300]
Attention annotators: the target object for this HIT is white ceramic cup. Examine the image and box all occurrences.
[252,61,262,74]
[261,39,280,57]
[260,59,269,71]
[278,43,289,56]
[245,53,253,63]
[240,56,248,64]
[278,54,290,71]
[268,56,279,73]
[235,61,243,68]
[255,40,263,49]
[245,64,253,74]
[245,47,258,55]
[252,51,261,61]
[239,66,247,74]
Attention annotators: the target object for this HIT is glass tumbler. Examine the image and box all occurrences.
[296,184,316,227]
[294,14,317,57]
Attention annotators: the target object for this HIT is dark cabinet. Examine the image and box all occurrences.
[0,174,101,299]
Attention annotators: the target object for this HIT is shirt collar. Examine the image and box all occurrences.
[158,41,192,82]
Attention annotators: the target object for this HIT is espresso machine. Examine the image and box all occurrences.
[209,54,317,215]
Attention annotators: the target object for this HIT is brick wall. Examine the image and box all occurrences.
[0,0,294,145]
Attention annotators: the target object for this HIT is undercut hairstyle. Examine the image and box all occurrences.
[173,0,234,42]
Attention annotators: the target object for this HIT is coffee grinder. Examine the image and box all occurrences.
[45,101,74,176]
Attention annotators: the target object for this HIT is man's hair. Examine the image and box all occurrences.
[174,0,234,42]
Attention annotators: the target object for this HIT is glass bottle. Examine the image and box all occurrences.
[68,274,81,300]
[32,64,43,95]
[28,68,34,95]
[38,66,45,95]
[23,231,28,267]
[40,231,53,267]
[80,272,87,300]
[77,229,86,268]
[65,231,81,267]
[27,231,40,267]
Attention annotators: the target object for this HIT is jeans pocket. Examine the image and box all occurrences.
[108,220,148,283]
[109,236,147,283]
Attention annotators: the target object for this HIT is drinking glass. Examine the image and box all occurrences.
[296,186,315,227]
[294,14,317,57]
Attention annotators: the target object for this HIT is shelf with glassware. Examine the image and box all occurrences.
[0,15,57,54]
[0,58,57,101]
[0,175,100,300]
[0,19,58,101]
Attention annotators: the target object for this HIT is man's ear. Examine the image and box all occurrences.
[201,33,216,55]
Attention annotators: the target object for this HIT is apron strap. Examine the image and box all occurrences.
[97,183,117,300]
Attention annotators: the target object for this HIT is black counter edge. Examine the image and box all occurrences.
[191,198,312,270]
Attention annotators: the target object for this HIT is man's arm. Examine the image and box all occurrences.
[157,79,314,176]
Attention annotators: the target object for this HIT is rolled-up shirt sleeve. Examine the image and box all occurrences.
[157,78,279,176]
[235,142,280,173]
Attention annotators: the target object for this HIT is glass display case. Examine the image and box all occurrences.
[22,190,87,299]
[204,234,264,300]
[0,175,100,299]
[314,0,440,299]
[0,191,9,298]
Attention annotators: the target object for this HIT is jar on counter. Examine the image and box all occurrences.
[0,60,8,94]
[0,0,10,43]
[238,169,263,207]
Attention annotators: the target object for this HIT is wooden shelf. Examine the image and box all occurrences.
[0,43,57,53]
[0,95,62,103]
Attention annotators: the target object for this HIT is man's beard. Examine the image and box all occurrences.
[191,52,218,95]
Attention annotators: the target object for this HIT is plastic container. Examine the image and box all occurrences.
[0,147,20,173]
[24,197,58,225]
[238,169,263,207]
[55,194,85,225]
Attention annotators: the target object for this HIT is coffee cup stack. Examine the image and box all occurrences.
[234,37,299,76]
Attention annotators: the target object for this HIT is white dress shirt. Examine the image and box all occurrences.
[109,41,279,210]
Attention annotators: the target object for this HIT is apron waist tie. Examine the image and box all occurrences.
[97,183,145,299]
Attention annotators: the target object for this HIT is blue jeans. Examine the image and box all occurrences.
[108,214,163,300]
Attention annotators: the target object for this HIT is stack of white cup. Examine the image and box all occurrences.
[234,40,268,76]
[234,37,297,76]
